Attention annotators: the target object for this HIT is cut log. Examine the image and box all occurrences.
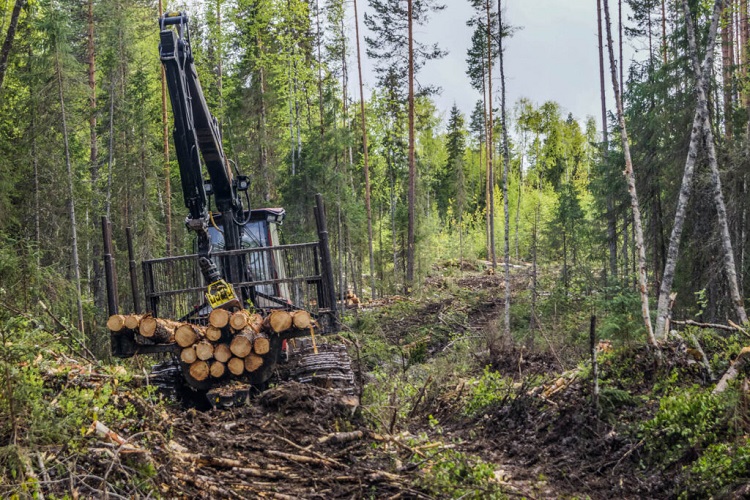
[205,326,223,342]
[139,317,178,343]
[230,329,254,358]
[209,361,226,378]
[180,346,197,364]
[248,313,263,332]
[227,357,245,376]
[189,361,210,382]
[195,341,215,361]
[292,310,312,330]
[209,308,231,328]
[124,314,145,330]
[229,310,251,331]
[107,314,127,332]
[253,331,270,355]
[175,324,202,348]
[244,353,264,372]
[214,343,232,363]
[265,310,292,333]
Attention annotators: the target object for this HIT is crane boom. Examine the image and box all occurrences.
[159,11,247,301]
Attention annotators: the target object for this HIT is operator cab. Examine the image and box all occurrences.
[206,208,285,251]
[204,208,289,311]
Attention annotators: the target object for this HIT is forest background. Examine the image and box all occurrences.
[0,0,747,355]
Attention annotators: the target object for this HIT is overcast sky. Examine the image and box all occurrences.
[350,0,638,130]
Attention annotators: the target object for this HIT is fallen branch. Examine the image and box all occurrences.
[689,333,715,381]
[671,319,738,333]
[713,346,750,394]
[317,430,365,445]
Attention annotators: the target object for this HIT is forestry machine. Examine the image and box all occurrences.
[103,12,354,408]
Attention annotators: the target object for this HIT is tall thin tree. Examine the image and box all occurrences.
[654,0,732,338]
[498,0,511,335]
[353,0,377,299]
[603,0,656,345]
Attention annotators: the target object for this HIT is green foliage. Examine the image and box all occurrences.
[465,367,513,416]
[414,448,506,499]
[684,440,750,497]
[640,387,732,466]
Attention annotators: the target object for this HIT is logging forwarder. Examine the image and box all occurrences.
[103,12,354,408]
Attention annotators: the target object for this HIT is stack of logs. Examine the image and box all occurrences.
[107,308,314,381]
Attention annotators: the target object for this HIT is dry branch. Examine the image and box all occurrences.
[714,346,750,394]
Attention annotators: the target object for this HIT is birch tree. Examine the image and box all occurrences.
[682,0,747,325]
[603,0,656,345]
[654,0,739,339]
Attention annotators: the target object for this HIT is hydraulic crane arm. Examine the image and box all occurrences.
[159,12,247,298]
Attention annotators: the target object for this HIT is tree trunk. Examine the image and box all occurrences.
[87,0,104,310]
[353,0,376,300]
[662,0,668,64]
[603,0,656,345]
[598,0,618,281]
[486,0,496,271]
[722,2,734,138]
[498,0,511,336]
[56,45,85,337]
[0,0,25,91]
[741,0,749,129]
[618,0,624,98]
[406,0,416,291]
[655,0,733,338]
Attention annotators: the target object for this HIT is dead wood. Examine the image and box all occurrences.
[317,430,365,445]
[672,319,738,332]
[714,346,750,394]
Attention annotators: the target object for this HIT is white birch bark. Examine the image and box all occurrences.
[683,0,747,325]
[498,0,511,336]
[603,0,656,345]
[655,0,739,338]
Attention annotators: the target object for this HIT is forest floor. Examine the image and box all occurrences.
[4,263,746,498]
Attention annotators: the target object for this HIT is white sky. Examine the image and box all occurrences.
[349,0,638,130]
